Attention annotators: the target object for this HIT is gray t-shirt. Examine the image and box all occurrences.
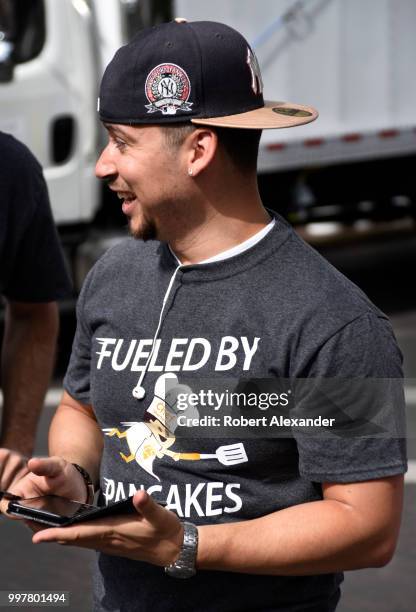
[64,213,406,612]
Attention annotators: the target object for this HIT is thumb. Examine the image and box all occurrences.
[133,490,166,525]
[27,456,66,479]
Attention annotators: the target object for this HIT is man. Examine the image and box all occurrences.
[2,20,406,612]
[0,132,71,488]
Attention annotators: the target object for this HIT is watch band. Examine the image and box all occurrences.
[71,463,95,504]
[165,521,198,578]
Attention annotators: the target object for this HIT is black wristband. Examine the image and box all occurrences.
[71,463,95,504]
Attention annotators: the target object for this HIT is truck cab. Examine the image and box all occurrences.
[0,0,171,232]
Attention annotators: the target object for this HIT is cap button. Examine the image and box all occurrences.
[174,17,188,23]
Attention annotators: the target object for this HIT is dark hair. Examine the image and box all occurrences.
[162,123,262,173]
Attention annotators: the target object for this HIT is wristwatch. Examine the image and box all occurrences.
[71,463,95,504]
[165,522,198,578]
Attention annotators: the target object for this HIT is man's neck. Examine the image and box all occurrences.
[168,201,271,265]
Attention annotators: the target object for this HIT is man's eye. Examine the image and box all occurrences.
[114,139,127,151]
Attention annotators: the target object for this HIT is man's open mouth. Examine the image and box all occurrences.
[117,192,136,202]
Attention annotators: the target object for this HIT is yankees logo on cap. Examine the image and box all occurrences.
[98,20,318,129]
[145,63,193,116]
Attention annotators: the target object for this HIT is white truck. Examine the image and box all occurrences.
[176,0,416,223]
[0,0,415,283]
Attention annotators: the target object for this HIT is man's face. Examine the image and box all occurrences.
[95,124,187,240]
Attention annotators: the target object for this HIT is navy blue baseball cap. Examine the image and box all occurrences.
[98,19,318,129]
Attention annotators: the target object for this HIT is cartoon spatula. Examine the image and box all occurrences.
[179,442,248,466]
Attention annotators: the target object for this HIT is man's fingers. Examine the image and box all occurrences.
[10,465,31,488]
[0,449,6,481]
[5,456,66,500]
[132,490,166,525]
[33,523,106,545]
[0,498,12,515]
[0,459,27,490]
[0,448,28,490]
[27,456,65,479]
[0,448,29,491]
[32,527,67,544]
[2,462,29,491]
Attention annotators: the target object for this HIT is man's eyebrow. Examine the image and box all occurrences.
[104,123,136,141]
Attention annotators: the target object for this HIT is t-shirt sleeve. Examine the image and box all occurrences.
[2,143,72,302]
[63,271,94,404]
[294,312,407,482]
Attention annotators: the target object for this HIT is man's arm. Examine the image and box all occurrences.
[15,463,403,575]
[48,391,103,488]
[197,475,404,574]
[0,300,59,487]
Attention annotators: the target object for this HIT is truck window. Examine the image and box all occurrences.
[0,0,45,64]
[120,0,172,41]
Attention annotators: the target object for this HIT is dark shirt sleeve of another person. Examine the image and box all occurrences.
[0,132,72,302]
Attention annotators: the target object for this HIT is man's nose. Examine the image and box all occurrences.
[95,145,117,181]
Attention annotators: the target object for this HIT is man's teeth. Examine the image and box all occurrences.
[117,193,135,201]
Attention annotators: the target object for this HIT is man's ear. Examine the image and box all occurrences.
[186,127,218,177]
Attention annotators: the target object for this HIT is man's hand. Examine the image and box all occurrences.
[0,448,29,489]
[30,491,184,568]
[0,456,89,515]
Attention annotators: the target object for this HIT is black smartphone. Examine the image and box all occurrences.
[6,494,165,527]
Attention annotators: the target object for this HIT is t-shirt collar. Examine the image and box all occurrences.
[169,217,276,266]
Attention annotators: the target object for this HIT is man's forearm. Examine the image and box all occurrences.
[0,301,59,454]
[197,477,402,575]
[48,400,103,487]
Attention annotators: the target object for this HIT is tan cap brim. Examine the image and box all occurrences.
[191,100,318,129]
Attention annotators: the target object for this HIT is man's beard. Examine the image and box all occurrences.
[128,196,196,242]
[128,214,158,241]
